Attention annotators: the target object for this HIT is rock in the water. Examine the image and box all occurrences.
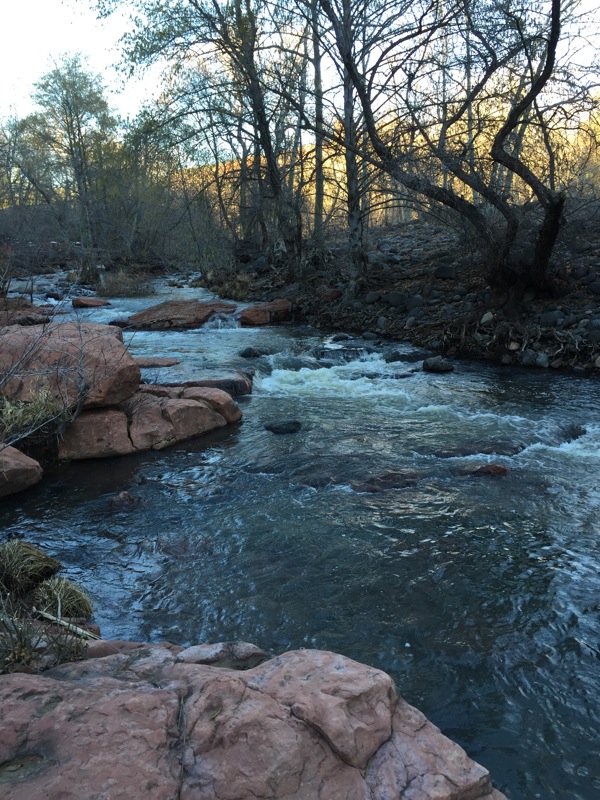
[352,470,422,493]
[239,346,265,358]
[0,446,43,497]
[459,464,509,477]
[58,408,135,459]
[134,357,181,367]
[122,299,237,330]
[238,299,293,326]
[0,322,141,409]
[265,419,302,434]
[72,297,111,308]
[108,491,140,511]
[0,644,506,800]
[423,355,455,373]
[180,386,243,424]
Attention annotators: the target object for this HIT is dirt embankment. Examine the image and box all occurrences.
[215,221,600,374]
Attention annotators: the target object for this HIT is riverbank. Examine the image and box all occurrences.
[208,220,600,374]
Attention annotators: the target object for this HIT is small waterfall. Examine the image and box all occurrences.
[203,313,242,330]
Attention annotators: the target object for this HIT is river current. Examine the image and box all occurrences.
[1,284,599,799]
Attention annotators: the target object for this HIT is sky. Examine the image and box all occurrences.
[0,0,160,120]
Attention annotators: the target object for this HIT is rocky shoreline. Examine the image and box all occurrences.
[0,639,507,800]
[217,221,600,375]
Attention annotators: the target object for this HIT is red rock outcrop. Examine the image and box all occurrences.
[140,372,253,397]
[57,408,135,459]
[72,297,111,308]
[0,645,506,800]
[0,297,51,327]
[134,357,181,367]
[0,322,141,409]
[0,446,43,497]
[57,389,237,459]
[136,384,243,420]
[238,298,293,326]
[123,299,237,330]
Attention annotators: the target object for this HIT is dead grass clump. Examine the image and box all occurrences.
[0,540,95,673]
[0,391,68,443]
[29,576,93,619]
[97,270,156,298]
[0,540,61,598]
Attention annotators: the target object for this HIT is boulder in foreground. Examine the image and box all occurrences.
[0,446,43,497]
[57,388,239,459]
[0,644,506,799]
[0,322,141,409]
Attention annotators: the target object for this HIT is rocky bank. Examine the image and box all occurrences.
[217,220,600,374]
[0,642,506,800]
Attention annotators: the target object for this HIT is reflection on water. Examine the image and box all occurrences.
[1,294,600,800]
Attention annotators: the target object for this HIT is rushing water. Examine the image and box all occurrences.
[2,284,600,799]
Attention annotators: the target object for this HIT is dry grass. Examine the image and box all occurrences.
[0,540,94,672]
[97,270,156,298]
[30,576,93,619]
[0,391,68,443]
[0,541,61,598]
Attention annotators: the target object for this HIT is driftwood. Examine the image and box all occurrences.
[33,608,102,640]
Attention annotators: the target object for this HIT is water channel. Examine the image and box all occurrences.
[1,283,600,799]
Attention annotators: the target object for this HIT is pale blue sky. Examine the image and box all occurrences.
[0,0,160,119]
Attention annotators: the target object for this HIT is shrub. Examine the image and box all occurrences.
[29,576,93,619]
[0,540,61,598]
[97,270,156,298]
[0,391,69,445]
[0,540,94,673]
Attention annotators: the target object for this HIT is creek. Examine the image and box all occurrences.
[2,282,600,799]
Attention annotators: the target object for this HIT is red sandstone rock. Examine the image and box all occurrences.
[0,298,51,326]
[125,392,176,450]
[0,322,141,409]
[181,386,243,423]
[124,299,236,330]
[238,298,293,326]
[133,357,181,367]
[72,297,111,308]
[123,391,231,453]
[57,408,135,459]
[162,397,227,442]
[0,445,43,497]
[141,373,253,397]
[0,645,506,800]
[57,391,232,459]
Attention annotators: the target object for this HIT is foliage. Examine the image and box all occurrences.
[0,540,93,673]
[0,391,72,448]
[97,269,157,297]
[29,576,93,619]
[0,540,61,598]
[1,0,599,301]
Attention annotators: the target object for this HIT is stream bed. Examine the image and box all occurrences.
[1,284,600,799]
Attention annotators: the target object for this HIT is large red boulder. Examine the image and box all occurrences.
[57,408,135,460]
[57,389,237,459]
[122,299,237,330]
[0,322,141,410]
[0,297,51,327]
[0,445,43,497]
[0,645,506,800]
[238,298,292,326]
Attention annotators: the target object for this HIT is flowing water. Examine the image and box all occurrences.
[2,284,600,799]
